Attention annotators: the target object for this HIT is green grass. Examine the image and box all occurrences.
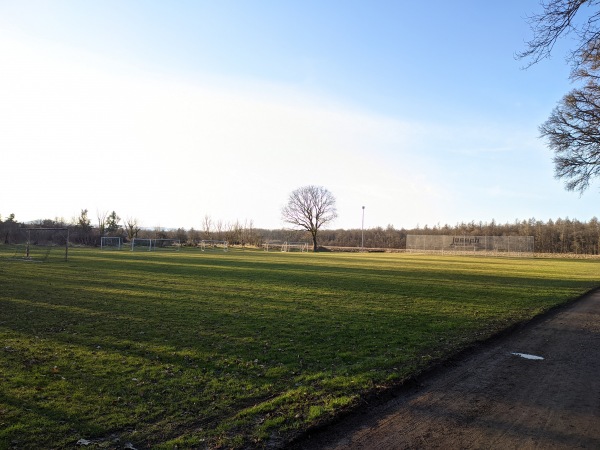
[0,247,598,448]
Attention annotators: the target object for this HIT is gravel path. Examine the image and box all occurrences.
[294,288,600,449]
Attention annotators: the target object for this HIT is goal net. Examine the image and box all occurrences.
[8,227,70,262]
[100,236,122,250]
[131,238,181,251]
[152,238,181,250]
[200,240,228,251]
[281,242,309,252]
[262,240,284,251]
[406,235,534,256]
[131,238,152,251]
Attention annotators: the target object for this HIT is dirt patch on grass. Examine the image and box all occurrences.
[292,288,600,449]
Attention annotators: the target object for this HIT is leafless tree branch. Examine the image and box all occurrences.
[282,185,337,251]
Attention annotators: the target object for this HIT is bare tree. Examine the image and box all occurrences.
[215,220,224,240]
[540,48,600,192]
[520,1,600,192]
[97,210,108,236]
[203,215,212,240]
[242,219,255,247]
[188,227,200,246]
[124,217,140,241]
[282,185,337,251]
[228,220,242,245]
[518,0,600,68]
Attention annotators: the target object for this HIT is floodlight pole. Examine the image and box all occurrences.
[361,206,365,251]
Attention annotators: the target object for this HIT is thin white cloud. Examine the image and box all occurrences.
[0,29,446,229]
[3,27,593,231]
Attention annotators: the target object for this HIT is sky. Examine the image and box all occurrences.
[0,1,598,231]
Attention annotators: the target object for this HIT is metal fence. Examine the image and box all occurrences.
[406,235,534,256]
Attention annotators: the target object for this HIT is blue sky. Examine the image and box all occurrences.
[0,1,597,230]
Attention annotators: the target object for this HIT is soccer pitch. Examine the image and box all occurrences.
[1,248,598,448]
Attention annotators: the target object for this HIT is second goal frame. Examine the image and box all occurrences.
[18,227,70,261]
[281,242,309,252]
[200,240,228,251]
[131,238,181,251]
[101,236,122,250]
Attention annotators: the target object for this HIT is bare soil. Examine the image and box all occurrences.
[292,288,600,449]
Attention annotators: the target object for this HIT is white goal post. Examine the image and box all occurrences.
[200,240,228,251]
[100,236,122,250]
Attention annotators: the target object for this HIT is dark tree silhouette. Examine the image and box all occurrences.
[541,47,600,192]
[520,1,600,191]
[282,185,337,252]
[519,0,600,68]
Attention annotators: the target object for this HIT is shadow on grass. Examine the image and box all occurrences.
[1,251,598,447]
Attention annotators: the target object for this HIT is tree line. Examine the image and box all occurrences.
[317,218,600,255]
[0,210,265,248]
[1,211,599,254]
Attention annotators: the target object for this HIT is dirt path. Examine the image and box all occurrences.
[294,289,600,449]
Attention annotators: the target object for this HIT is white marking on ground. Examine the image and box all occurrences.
[511,352,544,360]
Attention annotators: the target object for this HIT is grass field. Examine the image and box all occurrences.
[1,247,598,448]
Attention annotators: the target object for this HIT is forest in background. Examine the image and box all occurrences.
[1,211,599,255]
